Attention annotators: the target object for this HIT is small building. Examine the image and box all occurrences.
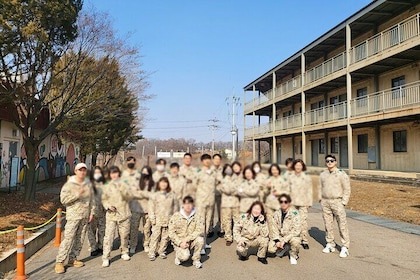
[243,0,420,174]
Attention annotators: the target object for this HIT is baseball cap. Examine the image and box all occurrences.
[75,163,87,171]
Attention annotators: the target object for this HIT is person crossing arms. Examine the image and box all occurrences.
[179,153,198,199]
[319,155,351,258]
[265,164,289,217]
[237,166,260,214]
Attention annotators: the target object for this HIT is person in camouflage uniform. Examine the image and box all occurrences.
[265,164,289,217]
[179,153,198,199]
[148,177,179,260]
[231,161,243,187]
[289,159,312,250]
[153,158,169,183]
[233,201,269,264]
[268,193,301,265]
[209,153,223,238]
[168,196,204,269]
[237,166,259,214]
[282,158,295,181]
[168,162,187,207]
[319,154,351,258]
[251,161,268,203]
[55,163,94,274]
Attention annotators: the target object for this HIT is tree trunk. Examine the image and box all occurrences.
[24,140,37,201]
[92,152,98,167]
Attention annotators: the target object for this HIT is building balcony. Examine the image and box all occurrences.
[350,81,420,120]
[275,113,302,132]
[350,13,420,65]
[304,101,348,127]
[304,51,346,85]
[244,88,274,114]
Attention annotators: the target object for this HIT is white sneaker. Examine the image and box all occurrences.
[102,259,110,267]
[290,257,298,265]
[322,244,336,253]
[129,248,136,254]
[193,261,203,269]
[205,244,212,249]
[174,257,181,266]
[159,253,167,259]
[339,247,349,258]
[200,249,206,255]
[121,254,131,261]
[144,246,149,253]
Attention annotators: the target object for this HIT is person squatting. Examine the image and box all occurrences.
[54,153,351,274]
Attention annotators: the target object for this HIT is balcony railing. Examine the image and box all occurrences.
[275,113,302,131]
[305,101,348,126]
[351,81,420,117]
[244,88,274,112]
[276,75,302,97]
[305,52,346,84]
[351,13,420,63]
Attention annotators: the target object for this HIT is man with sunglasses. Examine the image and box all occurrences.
[319,154,351,258]
[268,194,301,265]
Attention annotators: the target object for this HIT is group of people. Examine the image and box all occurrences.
[54,153,351,274]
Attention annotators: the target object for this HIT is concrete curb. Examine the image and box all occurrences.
[0,222,57,276]
[312,203,420,236]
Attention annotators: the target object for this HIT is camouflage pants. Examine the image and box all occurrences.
[56,218,88,263]
[173,236,204,262]
[184,183,196,200]
[142,213,152,248]
[221,207,239,242]
[296,206,309,244]
[210,194,222,232]
[236,236,268,258]
[268,237,301,259]
[321,198,350,248]
[129,212,142,250]
[197,204,215,236]
[87,215,105,251]
[148,225,169,257]
[102,217,130,260]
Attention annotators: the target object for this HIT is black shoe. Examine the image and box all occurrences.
[207,231,214,238]
[217,231,225,238]
[98,248,103,255]
[276,243,291,258]
[258,257,268,265]
[239,256,248,261]
[302,243,309,250]
[90,249,99,257]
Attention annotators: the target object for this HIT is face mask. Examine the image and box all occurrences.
[127,163,135,169]
[93,174,102,181]
[157,165,165,172]
[225,169,233,176]
[142,172,149,176]
[254,167,261,173]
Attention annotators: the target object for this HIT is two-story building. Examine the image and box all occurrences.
[244,0,420,174]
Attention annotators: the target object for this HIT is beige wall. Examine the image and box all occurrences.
[352,127,377,170]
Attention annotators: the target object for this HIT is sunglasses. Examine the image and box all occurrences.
[280,200,289,204]
[325,159,336,163]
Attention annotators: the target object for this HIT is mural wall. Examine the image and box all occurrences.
[19,134,80,184]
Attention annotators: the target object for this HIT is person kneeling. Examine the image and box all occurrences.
[268,193,301,265]
[168,196,204,269]
[233,201,269,265]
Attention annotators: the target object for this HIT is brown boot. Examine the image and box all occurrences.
[55,262,65,274]
[68,259,84,267]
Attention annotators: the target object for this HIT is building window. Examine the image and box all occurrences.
[282,110,292,118]
[356,87,367,107]
[392,76,405,99]
[330,137,339,154]
[357,134,368,153]
[299,141,303,154]
[393,130,407,152]
[330,96,338,105]
[12,129,18,137]
[319,138,325,154]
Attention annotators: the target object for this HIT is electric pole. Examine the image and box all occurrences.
[209,118,220,156]
[227,96,240,161]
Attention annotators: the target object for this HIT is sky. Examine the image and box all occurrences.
[87,0,372,142]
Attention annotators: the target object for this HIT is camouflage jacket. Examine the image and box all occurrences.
[318,168,351,205]
[168,174,187,205]
[289,172,313,207]
[270,207,301,243]
[233,213,269,243]
[237,179,259,213]
[148,191,178,227]
[194,168,217,207]
[265,175,290,211]
[168,208,204,246]
[60,176,94,221]
[219,176,239,208]
[101,179,132,221]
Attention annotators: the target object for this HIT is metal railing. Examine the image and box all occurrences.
[275,113,302,131]
[351,81,420,117]
[305,101,348,125]
[351,13,420,63]
[276,75,302,97]
[244,88,274,112]
[305,51,346,84]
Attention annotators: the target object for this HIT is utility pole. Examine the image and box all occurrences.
[227,95,240,161]
[209,117,220,156]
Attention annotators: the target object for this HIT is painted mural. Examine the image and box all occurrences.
[19,134,80,184]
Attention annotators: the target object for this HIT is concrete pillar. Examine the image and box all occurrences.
[272,72,277,163]
[301,53,307,163]
[346,24,354,172]
[375,125,381,169]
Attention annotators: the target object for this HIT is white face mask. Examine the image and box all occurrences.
[93,174,102,181]
[253,167,261,173]
[157,165,165,172]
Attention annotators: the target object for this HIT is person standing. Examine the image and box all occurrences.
[153,158,168,183]
[101,166,133,267]
[55,163,94,274]
[233,201,269,265]
[283,158,294,181]
[87,166,106,257]
[168,162,187,207]
[219,164,240,246]
[289,159,312,250]
[319,154,351,258]
[231,161,243,187]
[195,153,217,255]
[179,153,198,198]
[237,166,259,214]
[265,164,289,217]
[268,193,301,265]
[209,153,223,238]
[168,196,204,269]
[251,161,268,202]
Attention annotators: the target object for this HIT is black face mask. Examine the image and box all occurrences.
[127,163,135,169]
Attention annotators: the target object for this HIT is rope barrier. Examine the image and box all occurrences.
[0,210,65,235]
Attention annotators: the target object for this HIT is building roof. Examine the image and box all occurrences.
[244,0,417,92]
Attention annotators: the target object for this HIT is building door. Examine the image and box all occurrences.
[9,142,19,187]
[339,137,348,168]
[277,143,281,164]
[311,140,319,166]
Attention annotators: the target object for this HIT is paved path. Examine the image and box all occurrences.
[8,207,420,280]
